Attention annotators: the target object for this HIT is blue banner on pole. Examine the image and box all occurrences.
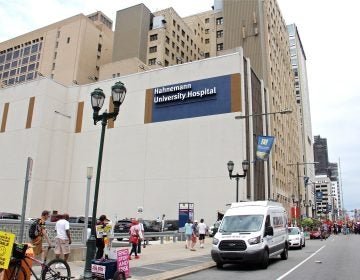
[316,191,323,202]
[256,135,275,160]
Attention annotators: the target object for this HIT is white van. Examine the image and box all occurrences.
[211,200,288,269]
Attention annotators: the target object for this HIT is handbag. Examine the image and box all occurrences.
[129,235,138,244]
[191,234,197,243]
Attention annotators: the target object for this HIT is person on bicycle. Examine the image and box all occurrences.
[31,210,52,261]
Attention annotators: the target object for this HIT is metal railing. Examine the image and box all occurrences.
[0,220,182,246]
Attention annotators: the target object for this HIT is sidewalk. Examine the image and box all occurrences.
[61,239,214,280]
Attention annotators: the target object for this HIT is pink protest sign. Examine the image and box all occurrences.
[116,248,130,277]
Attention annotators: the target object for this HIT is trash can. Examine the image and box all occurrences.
[91,259,117,279]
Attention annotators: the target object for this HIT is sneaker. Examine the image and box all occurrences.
[135,255,140,259]
[190,248,196,251]
[128,256,132,260]
[185,244,188,249]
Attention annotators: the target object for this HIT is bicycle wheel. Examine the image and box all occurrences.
[41,259,71,280]
[4,263,27,280]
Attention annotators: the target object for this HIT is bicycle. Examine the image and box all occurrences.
[3,243,72,280]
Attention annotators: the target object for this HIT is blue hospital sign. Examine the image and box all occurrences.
[144,74,241,123]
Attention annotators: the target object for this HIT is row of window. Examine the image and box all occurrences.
[1,71,38,86]
[0,53,40,72]
[0,42,42,64]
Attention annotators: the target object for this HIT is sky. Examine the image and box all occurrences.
[1,0,359,212]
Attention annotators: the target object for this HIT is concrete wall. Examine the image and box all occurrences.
[0,53,248,225]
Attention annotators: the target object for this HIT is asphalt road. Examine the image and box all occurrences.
[174,234,360,280]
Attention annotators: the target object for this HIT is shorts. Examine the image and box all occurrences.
[199,234,205,240]
[186,234,192,241]
[54,237,70,255]
[31,236,43,256]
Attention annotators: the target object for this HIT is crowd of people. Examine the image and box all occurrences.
[30,210,211,263]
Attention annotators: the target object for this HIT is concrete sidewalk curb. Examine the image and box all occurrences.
[131,261,215,280]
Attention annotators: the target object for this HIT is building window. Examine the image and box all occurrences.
[181,40,185,47]
[148,58,156,65]
[205,39,210,44]
[216,30,223,38]
[165,48,169,55]
[205,52,210,58]
[173,20,176,26]
[172,42,175,48]
[19,75,26,82]
[217,43,223,51]
[164,60,169,66]
[52,63,55,70]
[98,44,102,52]
[205,29,209,34]
[24,46,30,56]
[67,37,70,44]
[182,30,185,37]
[172,31,175,38]
[216,17,223,25]
[55,41,59,48]
[150,34,158,41]
[165,36,170,43]
[149,46,157,53]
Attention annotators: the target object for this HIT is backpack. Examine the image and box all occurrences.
[29,218,41,239]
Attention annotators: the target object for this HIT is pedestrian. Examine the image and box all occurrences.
[190,220,199,251]
[137,218,145,254]
[30,210,52,261]
[95,214,110,259]
[54,214,71,263]
[184,219,192,249]
[129,219,140,260]
[184,219,193,249]
[198,218,207,248]
[161,214,166,232]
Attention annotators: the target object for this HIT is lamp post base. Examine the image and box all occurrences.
[83,235,97,279]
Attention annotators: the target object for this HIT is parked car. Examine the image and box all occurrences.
[69,216,93,227]
[0,212,21,220]
[114,219,132,241]
[288,226,305,249]
[165,220,179,231]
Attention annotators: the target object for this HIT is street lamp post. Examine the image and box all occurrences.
[288,162,318,218]
[235,109,292,200]
[83,81,127,279]
[227,160,249,202]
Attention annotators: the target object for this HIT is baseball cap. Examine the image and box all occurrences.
[99,215,109,222]
[194,220,198,223]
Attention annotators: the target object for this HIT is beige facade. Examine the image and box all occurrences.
[0,11,113,87]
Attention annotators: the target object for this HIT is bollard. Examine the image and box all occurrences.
[160,236,164,244]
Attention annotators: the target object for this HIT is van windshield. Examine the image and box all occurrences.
[219,215,263,233]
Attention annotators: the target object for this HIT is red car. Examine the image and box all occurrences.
[309,229,329,239]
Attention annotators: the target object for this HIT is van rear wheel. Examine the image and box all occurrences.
[281,244,288,260]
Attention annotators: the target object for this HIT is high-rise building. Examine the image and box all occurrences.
[0,11,113,87]
[106,0,301,208]
[287,23,315,217]
[313,135,329,175]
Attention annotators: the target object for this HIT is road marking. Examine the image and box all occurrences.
[276,245,326,280]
